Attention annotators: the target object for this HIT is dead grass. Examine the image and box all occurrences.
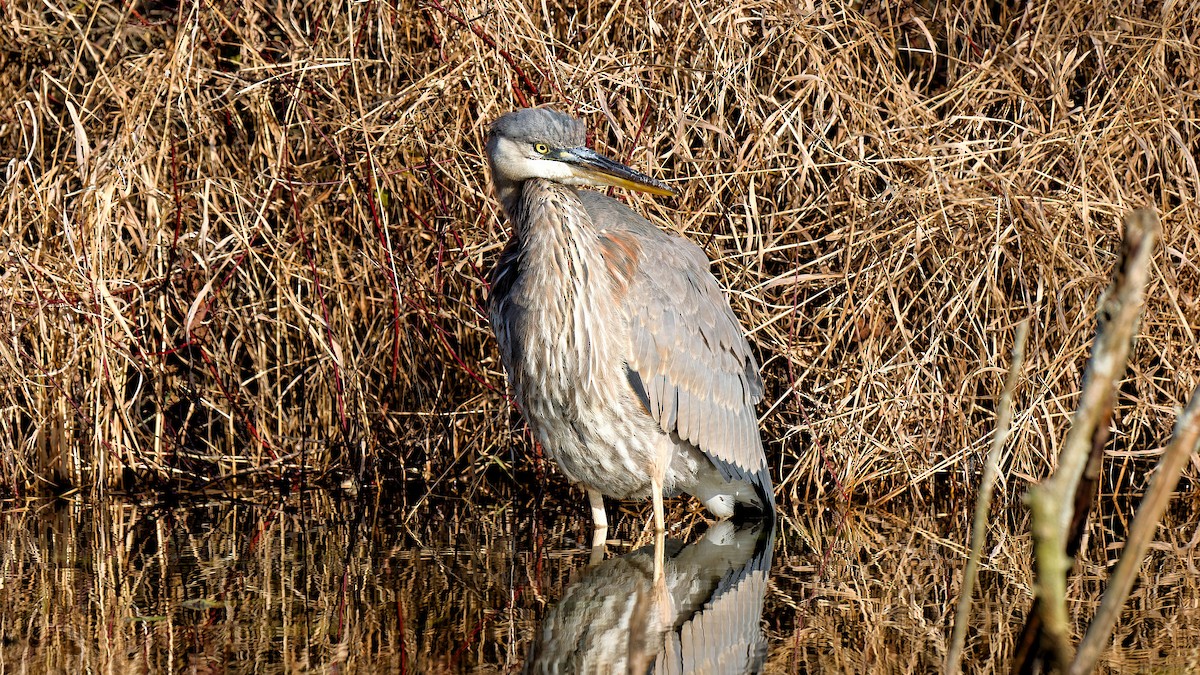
[0,1,1198,513]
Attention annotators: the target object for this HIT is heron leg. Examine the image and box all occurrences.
[651,475,666,580]
[588,488,608,565]
[651,474,666,533]
[653,526,666,583]
[588,487,608,530]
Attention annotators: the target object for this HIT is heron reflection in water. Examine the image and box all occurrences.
[485,108,775,552]
[524,520,774,674]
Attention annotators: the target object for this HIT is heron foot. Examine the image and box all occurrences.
[651,476,666,581]
[589,526,608,565]
[588,488,609,565]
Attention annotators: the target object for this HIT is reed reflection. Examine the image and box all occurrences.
[524,520,774,674]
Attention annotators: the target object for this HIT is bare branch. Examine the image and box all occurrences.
[1021,209,1160,671]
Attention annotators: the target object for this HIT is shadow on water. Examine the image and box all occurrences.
[1,493,1198,673]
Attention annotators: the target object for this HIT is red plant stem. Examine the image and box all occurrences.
[626,100,653,164]
[336,0,376,87]
[145,339,198,358]
[176,213,279,458]
[403,200,519,403]
[425,169,451,293]
[607,102,655,199]
[451,580,527,669]
[419,7,446,63]
[400,201,490,308]
[403,290,497,393]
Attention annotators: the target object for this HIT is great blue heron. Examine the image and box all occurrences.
[486,107,774,540]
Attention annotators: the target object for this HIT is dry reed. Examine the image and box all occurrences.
[0,1,1197,521]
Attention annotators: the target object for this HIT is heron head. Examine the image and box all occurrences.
[486,108,676,197]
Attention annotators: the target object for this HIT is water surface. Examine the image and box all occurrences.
[1,494,1197,672]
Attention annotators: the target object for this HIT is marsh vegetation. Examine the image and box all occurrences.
[2,0,1199,671]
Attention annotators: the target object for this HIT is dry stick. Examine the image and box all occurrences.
[946,319,1029,673]
[1020,393,1119,669]
[1014,377,1119,674]
[1021,209,1160,671]
[1013,413,1114,674]
[1069,384,1200,675]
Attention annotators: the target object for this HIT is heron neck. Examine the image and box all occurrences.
[494,176,524,226]
[511,179,605,268]
[504,178,618,395]
[502,179,591,239]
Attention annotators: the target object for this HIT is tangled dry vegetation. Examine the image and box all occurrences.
[1,1,1197,515]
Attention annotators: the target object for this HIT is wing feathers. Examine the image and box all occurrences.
[578,190,773,509]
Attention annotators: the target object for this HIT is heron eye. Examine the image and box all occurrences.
[534,143,550,155]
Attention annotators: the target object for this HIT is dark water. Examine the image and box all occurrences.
[1,494,1197,673]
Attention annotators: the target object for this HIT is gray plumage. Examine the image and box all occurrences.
[486,107,774,526]
[523,520,774,674]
